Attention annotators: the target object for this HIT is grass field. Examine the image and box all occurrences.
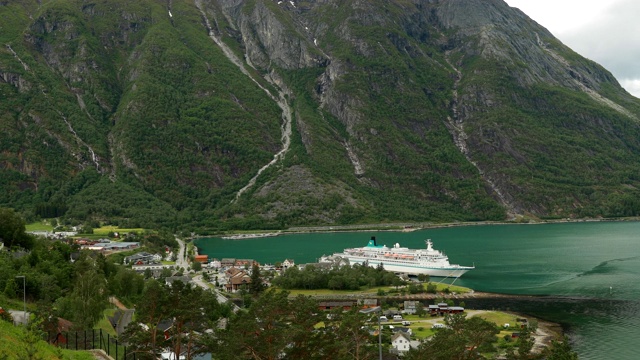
[91,226,145,236]
[25,221,54,231]
[96,309,118,337]
[471,311,519,328]
[0,320,95,360]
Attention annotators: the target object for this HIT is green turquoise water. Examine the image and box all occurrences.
[196,221,640,359]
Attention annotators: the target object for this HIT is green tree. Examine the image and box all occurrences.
[543,336,578,360]
[123,280,226,360]
[285,295,332,360]
[329,309,378,360]
[122,279,169,359]
[0,208,33,250]
[3,278,18,299]
[215,289,291,360]
[249,263,265,296]
[505,322,537,359]
[68,257,109,330]
[426,282,438,293]
[406,313,498,360]
[191,261,202,272]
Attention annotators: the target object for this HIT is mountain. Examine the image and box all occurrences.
[2,0,640,230]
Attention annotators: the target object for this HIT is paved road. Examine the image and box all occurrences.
[192,275,240,313]
[115,309,135,336]
[175,238,188,270]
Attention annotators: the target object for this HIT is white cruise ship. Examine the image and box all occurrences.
[320,236,474,277]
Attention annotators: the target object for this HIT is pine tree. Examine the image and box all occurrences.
[249,263,265,296]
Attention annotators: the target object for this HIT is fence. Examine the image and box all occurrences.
[45,329,136,360]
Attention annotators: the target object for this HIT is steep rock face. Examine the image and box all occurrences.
[216,0,327,70]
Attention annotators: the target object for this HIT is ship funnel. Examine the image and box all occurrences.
[371,236,377,246]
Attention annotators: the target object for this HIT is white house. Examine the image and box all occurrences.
[391,332,411,353]
[209,258,222,269]
[282,259,295,269]
[403,301,419,314]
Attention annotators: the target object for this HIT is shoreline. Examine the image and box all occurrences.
[188,216,640,240]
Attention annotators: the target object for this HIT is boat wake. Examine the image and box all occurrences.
[576,256,640,278]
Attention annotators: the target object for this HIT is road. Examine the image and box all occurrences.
[192,275,240,313]
[175,238,188,270]
[109,297,134,336]
[115,309,134,336]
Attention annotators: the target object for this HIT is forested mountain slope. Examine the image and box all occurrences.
[2,0,640,230]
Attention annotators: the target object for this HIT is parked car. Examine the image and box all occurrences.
[402,320,411,326]
[379,316,388,322]
[393,315,403,321]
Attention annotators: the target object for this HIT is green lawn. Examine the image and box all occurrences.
[25,221,54,232]
[0,320,95,360]
[91,226,145,236]
[96,309,118,337]
[411,325,436,338]
[471,311,519,328]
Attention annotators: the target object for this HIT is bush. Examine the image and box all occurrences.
[0,308,13,323]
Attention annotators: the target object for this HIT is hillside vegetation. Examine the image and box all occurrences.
[2,0,640,230]
[0,319,95,360]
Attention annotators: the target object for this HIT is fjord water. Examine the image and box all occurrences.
[196,221,640,359]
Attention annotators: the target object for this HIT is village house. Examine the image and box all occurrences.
[282,259,295,269]
[132,264,167,273]
[392,326,413,337]
[358,298,378,309]
[428,303,465,316]
[403,301,419,314]
[234,259,258,268]
[391,332,412,353]
[220,258,236,268]
[82,241,140,252]
[224,268,251,292]
[318,301,355,311]
[124,252,161,265]
[209,258,221,269]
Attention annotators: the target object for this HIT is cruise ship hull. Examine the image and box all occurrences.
[345,257,472,277]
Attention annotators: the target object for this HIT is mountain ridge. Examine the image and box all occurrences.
[2,0,640,230]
